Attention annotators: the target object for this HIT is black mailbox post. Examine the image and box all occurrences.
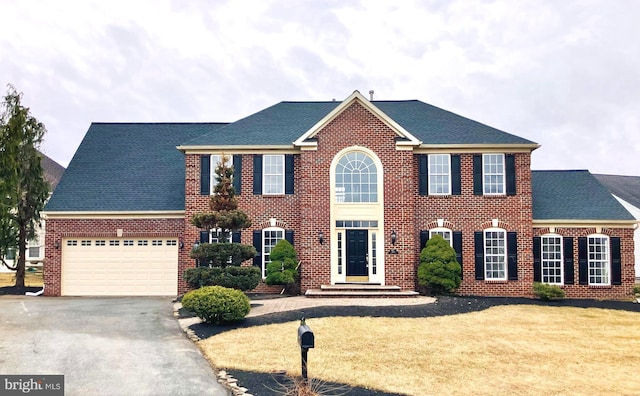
[297,318,314,381]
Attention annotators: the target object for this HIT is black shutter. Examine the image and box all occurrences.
[233,154,242,195]
[578,237,588,285]
[453,231,463,279]
[285,154,294,194]
[451,155,461,195]
[507,232,518,280]
[473,155,483,195]
[418,155,428,195]
[533,236,541,282]
[200,155,210,195]
[505,154,516,196]
[232,231,241,243]
[419,230,429,251]
[611,237,622,285]
[285,230,294,246]
[253,230,262,268]
[474,231,485,280]
[199,230,210,244]
[253,155,262,195]
[564,237,574,284]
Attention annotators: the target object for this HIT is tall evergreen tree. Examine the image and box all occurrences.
[0,85,49,288]
[188,155,259,291]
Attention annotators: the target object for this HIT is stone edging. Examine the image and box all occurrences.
[172,302,253,396]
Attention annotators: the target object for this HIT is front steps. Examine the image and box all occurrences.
[305,284,419,298]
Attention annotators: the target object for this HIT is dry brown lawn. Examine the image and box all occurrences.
[0,268,43,287]
[199,305,640,396]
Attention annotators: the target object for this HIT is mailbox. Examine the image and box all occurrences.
[298,323,314,349]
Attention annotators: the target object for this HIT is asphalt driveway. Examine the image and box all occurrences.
[0,296,229,396]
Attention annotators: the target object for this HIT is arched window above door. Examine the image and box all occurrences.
[335,151,378,203]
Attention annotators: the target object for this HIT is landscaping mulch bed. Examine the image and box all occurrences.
[191,295,640,396]
[0,286,42,296]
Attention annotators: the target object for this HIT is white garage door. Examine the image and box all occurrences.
[62,237,178,296]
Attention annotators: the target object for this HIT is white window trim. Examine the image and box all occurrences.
[429,227,453,247]
[541,233,563,285]
[587,234,610,286]
[262,226,285,278]
[428,154,451,196]
[484,227,507,280]
[210,154,233,195]
[263,154,285,195]
[482,153,506,196]
[334,151,378,203]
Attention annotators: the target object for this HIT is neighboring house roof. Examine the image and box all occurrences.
[593,174,640,210]
[183,99,537,147]
[45,123,227,212]
[39,151,65,191]
[532,170,635,221]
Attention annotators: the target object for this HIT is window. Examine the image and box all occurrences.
[210,155,233,194]
[541,235,563,284]
[167,240,177,246]
[27,246,40,258]
[588,235,609,285]
[337,232,343,275]
[335,152,377,203]
[428,154,451,195]
[152,240,163,246]
[429,228,452,247]
[483,154,505,195]
[95,240,106,246]
[81,240,92,246]
[262,227,284,277]
[484,229,506,280]
[124,240,134,246]
[109,240,120,246]
[137,240,148,246]
[263,155,284,195]
[67,240,78,246]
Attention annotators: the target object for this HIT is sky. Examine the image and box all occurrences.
[1,0,639,175]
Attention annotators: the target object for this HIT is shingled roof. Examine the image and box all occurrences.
[532,170,635,220]
[593,174,640,210]
[45,123,227,212]
[184,100,536,146]
[39,151,65,190]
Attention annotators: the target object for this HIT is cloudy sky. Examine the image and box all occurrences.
[1,1,639,175]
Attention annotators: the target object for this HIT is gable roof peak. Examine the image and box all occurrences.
[293,91,422,147]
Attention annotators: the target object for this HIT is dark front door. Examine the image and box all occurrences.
[346,229,368,277]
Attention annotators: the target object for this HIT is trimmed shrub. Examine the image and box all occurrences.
[417,235,461,295]
[533,282,566,301]
[265,239,298,286]
[633,285,640,296]
[184,266,261,291]
[181,286,250,324]
[190,242,257,268]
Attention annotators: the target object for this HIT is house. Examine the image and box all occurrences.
[1,152,65,273]
[43,91,637,298]
[593,174,640,281]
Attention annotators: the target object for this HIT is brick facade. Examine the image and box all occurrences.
[45,97,636,299]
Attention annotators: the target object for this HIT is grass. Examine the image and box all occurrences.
[0,267,44,287]
[199,305,640,396]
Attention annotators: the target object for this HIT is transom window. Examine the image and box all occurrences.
[335,152,377,203]
[588,235,610,285]
[429,228,452,247]
[428,154,451,195]
[262,227,284,278]
[541,234,563,284]
[483,154,505,195]
[263,155,284,195]
[484,229,506,280]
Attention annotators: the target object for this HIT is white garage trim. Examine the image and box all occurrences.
[62,237,178,296]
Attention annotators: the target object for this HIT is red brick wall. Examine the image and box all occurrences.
[44,217,184,296]
[415,153,535,297]
[532,227,636,299]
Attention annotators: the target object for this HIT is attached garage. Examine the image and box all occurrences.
[61,237,179,296]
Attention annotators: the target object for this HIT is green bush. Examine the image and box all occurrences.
[184,266,261,291]
[533,282,566,301]
[265,239,298,286]
[633,285,640,296]
[190,242,257,268]
[181,286,250,324]
[417,235,461,295]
